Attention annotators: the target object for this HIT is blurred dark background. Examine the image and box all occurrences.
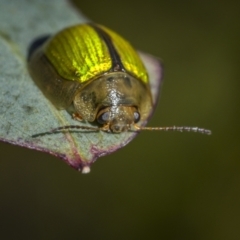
[1,0,240,239]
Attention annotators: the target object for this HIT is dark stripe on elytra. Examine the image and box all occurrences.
[89,23,125,72]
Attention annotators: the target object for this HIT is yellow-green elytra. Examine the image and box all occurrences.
[28,23,153,133]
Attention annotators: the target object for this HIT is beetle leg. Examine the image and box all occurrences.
[101,123,111,132]
[72,113,83,121]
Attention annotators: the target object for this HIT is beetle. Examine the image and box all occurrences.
[28,23,211,135]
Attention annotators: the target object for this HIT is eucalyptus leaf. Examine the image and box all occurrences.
[0,0,163,173]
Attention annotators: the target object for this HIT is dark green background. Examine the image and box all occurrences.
[1,0,239,239]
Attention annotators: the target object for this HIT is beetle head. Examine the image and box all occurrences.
[97,105,140,133]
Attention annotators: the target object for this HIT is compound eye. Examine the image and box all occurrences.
[133,111,140,123]
[97,111,110,124]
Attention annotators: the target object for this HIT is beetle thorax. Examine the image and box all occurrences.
[73,72,152,132]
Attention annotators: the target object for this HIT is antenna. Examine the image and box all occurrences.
[135,126,211,135]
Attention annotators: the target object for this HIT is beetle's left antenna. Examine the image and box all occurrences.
[134,125,211,135]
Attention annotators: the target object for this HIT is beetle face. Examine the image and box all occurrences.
[97,105,140,133]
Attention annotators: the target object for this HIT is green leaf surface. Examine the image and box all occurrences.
[0,0,163,172]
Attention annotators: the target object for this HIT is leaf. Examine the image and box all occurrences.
[0,0,163,173]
